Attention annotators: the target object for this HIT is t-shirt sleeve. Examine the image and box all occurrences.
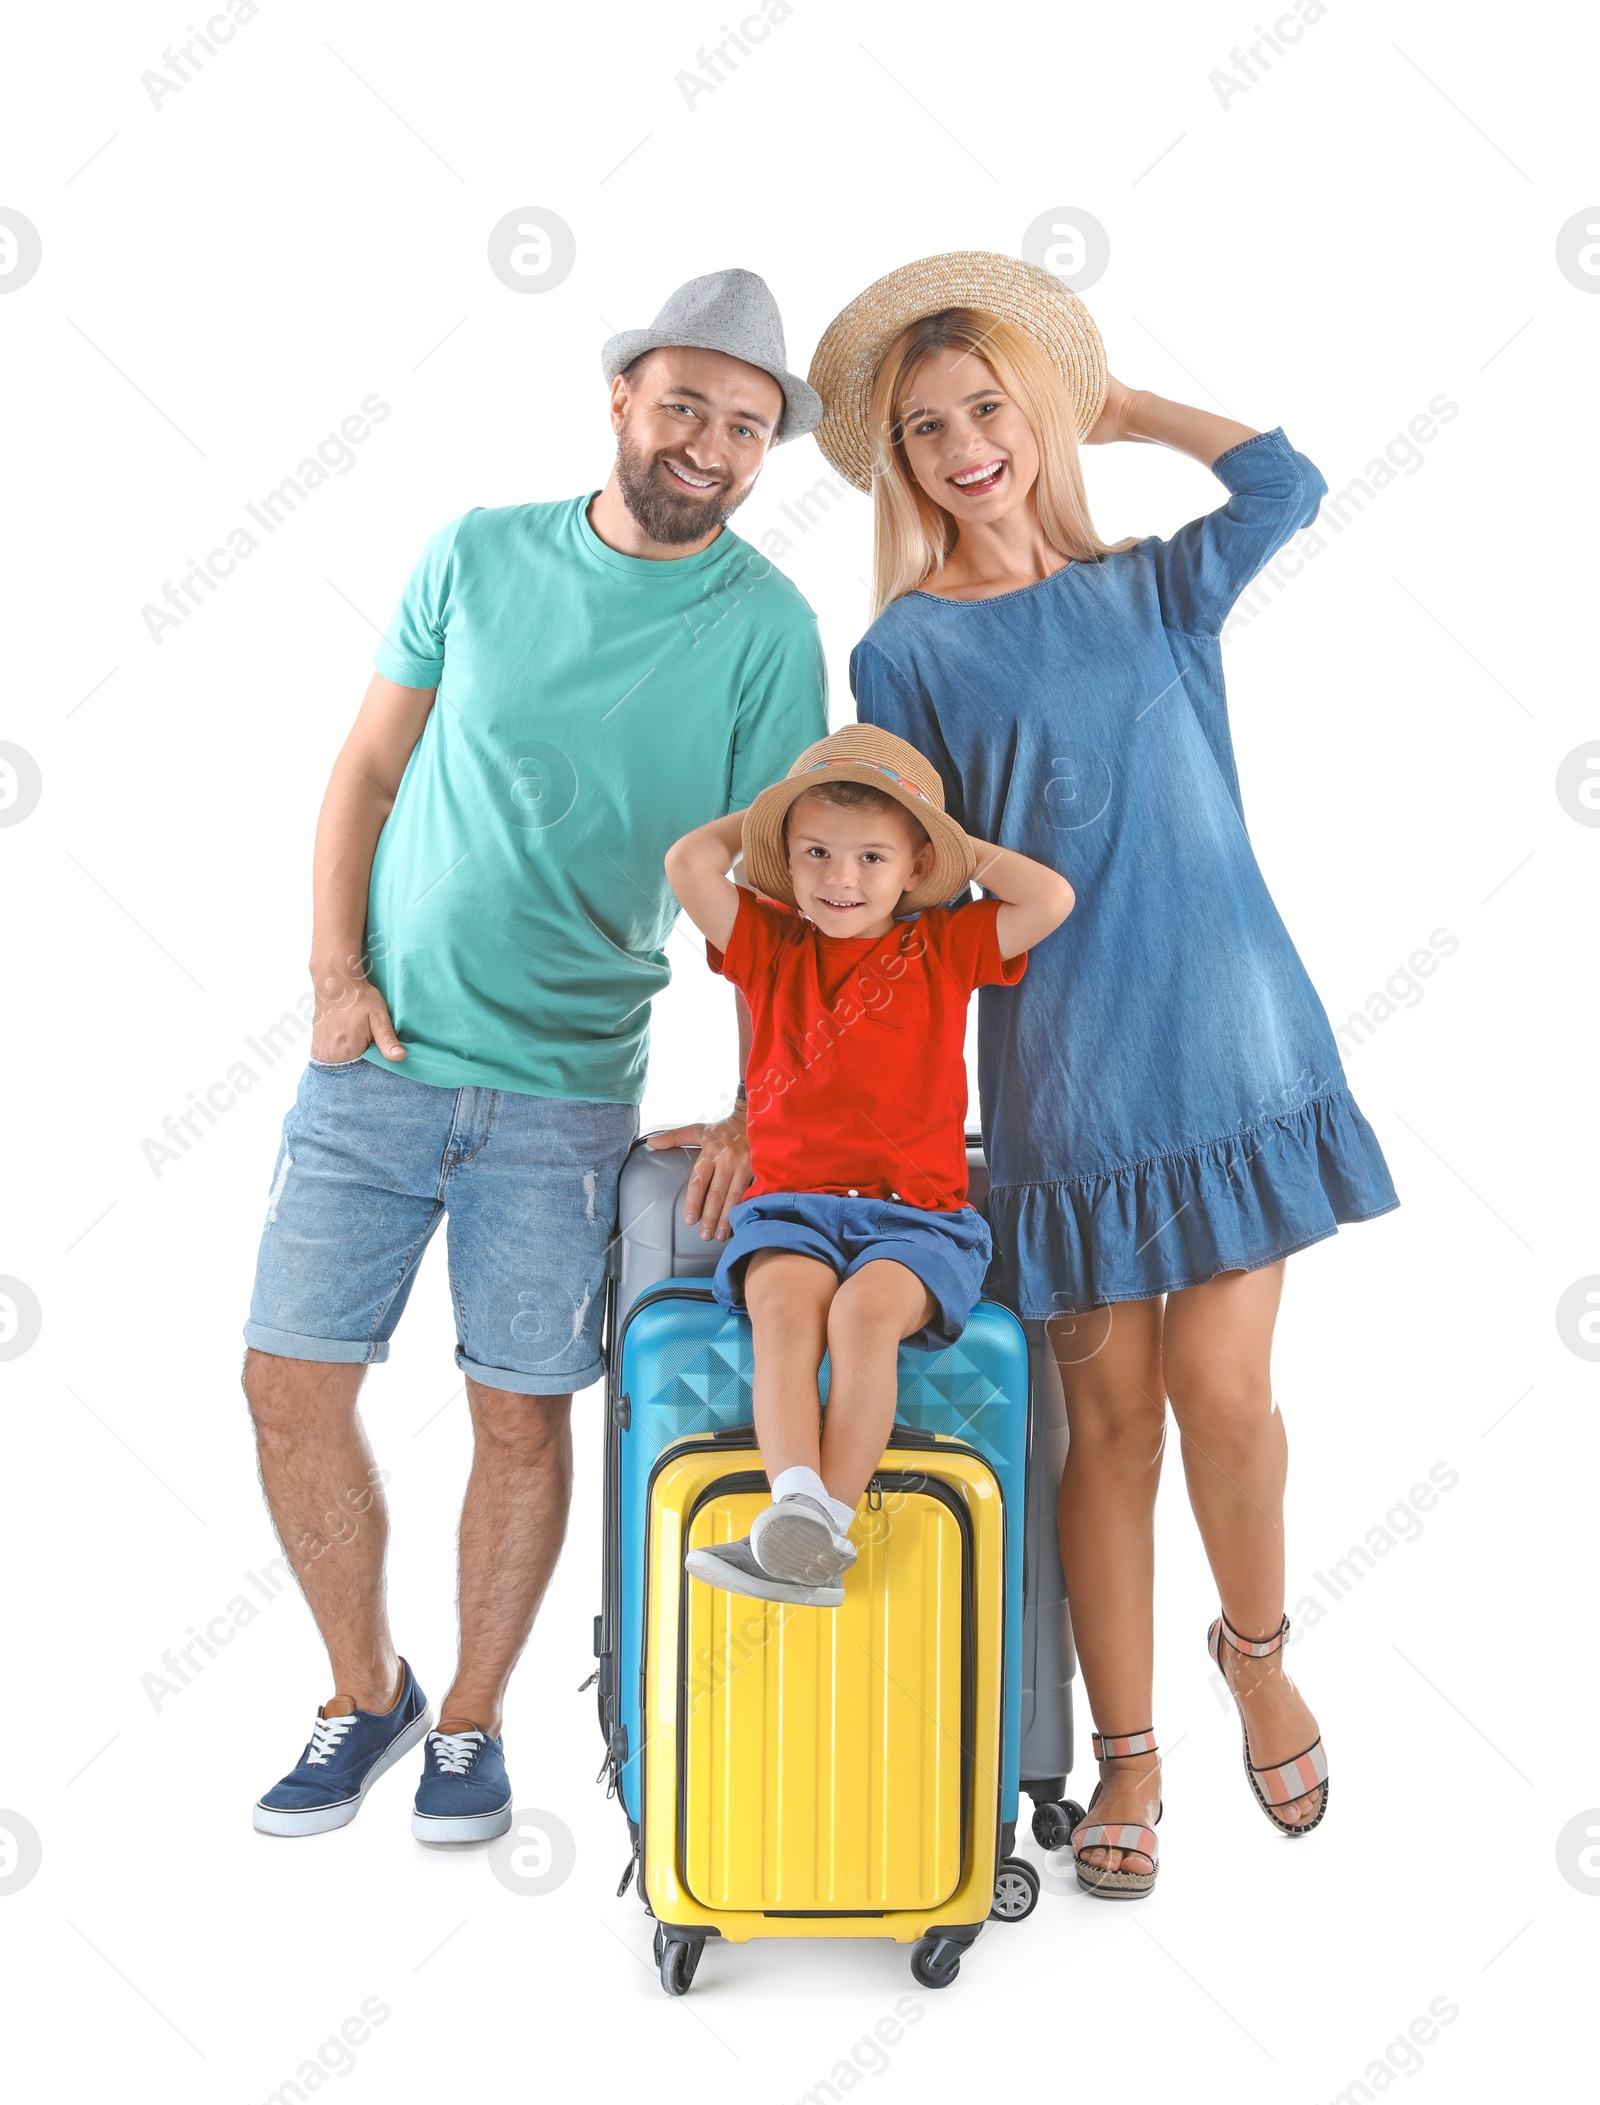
[705,887,795,993]
[850,637,970,831]
[921,897,1027,995]
[373,513,474,690]
[1149,429,1327,638]
[728,612,829,811]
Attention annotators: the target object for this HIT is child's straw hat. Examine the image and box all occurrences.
[807,250,1108,492]
[741,724,976,915]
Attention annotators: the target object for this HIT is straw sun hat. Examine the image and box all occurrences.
[807,250,1109,492]
[741,725,976,916]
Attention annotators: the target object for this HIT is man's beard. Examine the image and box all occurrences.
[613,427,750,545]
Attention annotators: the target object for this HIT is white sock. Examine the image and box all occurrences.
[770,1466,856,1537]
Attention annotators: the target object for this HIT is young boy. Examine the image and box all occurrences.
[664,724,1074,1607]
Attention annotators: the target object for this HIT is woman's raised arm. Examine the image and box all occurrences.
[1085,376,1257,470]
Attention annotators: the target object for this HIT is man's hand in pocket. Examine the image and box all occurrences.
[310,971,406,1064]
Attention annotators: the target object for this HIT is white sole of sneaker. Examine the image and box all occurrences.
[750,1503,856,1586]
[411,1799,514,1845]
[683,1546,844,1607]
[252,1703,435,1837]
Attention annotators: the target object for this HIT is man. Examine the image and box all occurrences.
[245,270,826,1842]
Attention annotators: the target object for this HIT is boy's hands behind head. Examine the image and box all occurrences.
[967,835,1076,960]
[664,811,745,953]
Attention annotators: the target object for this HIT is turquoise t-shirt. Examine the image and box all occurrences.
[365,497,827,1102]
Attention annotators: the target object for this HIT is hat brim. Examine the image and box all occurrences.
[806,251,1108,491]
[741,765,976,916]
[601,328,823,444]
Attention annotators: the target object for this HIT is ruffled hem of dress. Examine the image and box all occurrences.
[983,1086,1399,1318]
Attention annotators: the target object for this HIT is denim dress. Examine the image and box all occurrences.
[851,428,1398,1318]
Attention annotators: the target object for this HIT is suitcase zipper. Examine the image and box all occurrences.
[615,1835,641,1898]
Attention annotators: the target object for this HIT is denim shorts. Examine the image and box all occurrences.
[712,1192,992,1352]
[244,1058,638,1395]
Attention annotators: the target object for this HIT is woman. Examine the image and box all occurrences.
[807,254,1398,1897]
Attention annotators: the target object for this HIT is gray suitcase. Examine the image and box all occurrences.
[608,1134,1080,1841]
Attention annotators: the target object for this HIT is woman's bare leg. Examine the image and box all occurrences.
[1051,1298,1167,1873]
[1161,1262,1323,1826]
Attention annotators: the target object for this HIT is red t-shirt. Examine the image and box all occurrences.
[708,890,1026,1210]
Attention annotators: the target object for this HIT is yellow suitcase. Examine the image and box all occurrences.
[641,1434,1006,1989]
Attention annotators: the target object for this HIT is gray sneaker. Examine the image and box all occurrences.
[684,1535,845,1607]
[751,1494,858,1585]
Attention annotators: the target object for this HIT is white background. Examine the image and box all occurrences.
[2,0,1596,2097]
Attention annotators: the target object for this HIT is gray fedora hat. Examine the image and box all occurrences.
[601,268,822,444]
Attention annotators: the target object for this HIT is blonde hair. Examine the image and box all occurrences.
[868,308,1135,615]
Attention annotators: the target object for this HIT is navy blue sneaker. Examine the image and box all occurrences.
[411,1727,513,1843]
[253,1661,432,1837]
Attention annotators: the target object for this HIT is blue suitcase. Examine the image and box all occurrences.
[592,1139,1082,1986]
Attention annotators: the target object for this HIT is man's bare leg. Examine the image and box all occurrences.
[247,1353,573,1737]
[437,1380,573,1736]
[244,1350,401,1714]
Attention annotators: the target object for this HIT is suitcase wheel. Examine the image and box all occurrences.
[656,1930,704,1996]
[1031,1799,1087,1853]
[990,1857,1041,1922]
[909,1936,965,1989]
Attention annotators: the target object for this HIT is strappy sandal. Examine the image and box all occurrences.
[1070,1730,1162,1900]
[1207,1611,1329,1837]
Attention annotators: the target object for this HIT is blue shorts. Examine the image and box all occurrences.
[712,1192,992,1352]
[244,1058,638,1395]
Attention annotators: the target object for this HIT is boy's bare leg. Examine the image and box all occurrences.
[818,1260,936,1508]
[743,1250,837,1477]
[244,1350,401,1713]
